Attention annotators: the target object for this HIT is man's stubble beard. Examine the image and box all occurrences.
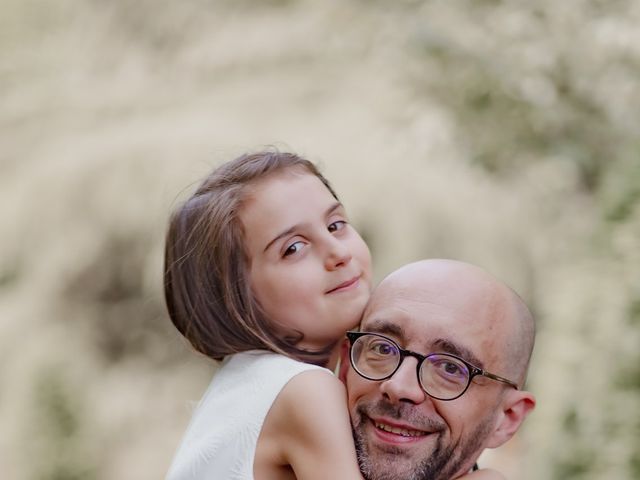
[352,401,496,480]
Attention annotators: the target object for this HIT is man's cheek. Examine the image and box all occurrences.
[347,377,374,404]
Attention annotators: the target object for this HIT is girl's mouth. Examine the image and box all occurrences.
[326,275,360,294]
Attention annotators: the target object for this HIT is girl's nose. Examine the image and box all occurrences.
[324,237,352,270]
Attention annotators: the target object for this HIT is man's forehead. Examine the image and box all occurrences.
[363,263,512,335]
[362,284,474,331]
[361,260,521,362]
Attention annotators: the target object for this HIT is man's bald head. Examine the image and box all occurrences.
[364,259,535,386]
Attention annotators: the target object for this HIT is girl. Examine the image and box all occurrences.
[164,150,503,479]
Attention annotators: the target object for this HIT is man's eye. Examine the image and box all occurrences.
[283,241,304,257]
[328,220,347,232]
[443,362,462,375]
[435,360,467,379]
[370,341,397,356]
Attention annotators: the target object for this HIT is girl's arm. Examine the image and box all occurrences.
[258,369,364,480]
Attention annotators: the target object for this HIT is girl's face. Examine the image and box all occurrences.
[241,169,372,350]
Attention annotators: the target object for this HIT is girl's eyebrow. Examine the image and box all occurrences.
[263,225,297,252]
[263,201,344,252]
[326,201,344,216]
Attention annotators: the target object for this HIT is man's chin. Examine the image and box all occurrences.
[353,409,498,480]
[356,442,423,480]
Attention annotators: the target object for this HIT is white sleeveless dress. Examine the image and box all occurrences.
[166,350,328,480]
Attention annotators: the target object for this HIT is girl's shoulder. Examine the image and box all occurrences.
[208,351,331,402]
[256,368,364,479]
[222,350,330,377]
[278,368,346,415]
[261,368,347,447]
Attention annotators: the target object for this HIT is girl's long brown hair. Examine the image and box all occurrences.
[164,150,339,365]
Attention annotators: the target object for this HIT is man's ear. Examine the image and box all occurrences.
[485,389,536,449]
[338,339,350,383]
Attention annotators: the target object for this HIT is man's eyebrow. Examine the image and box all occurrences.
[433,338,484,369]
[361,319,405,341]
[263,201,343,253]
[363,322,484,367]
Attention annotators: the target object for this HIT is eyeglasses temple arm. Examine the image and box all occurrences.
[482,371,519,390]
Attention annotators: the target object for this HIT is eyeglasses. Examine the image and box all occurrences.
[346,331,518,401]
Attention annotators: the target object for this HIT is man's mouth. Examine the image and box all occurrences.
[374,421,427,438]
[355,404,443,447]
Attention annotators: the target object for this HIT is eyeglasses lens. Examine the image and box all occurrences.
[351,335,399,380]
[419,355,470,400]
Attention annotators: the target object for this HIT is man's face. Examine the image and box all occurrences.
[344,263,518,480]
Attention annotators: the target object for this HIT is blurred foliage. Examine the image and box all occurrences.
[30,368,97,480]
[62,232,170,364]
[408,2,639,194]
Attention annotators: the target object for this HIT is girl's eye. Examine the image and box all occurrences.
[328,220,347,233]
[283,241,304,257]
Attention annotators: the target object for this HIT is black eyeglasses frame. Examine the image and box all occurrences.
[346,331,519,401]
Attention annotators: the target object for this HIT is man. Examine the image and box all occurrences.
[340,259,536,480]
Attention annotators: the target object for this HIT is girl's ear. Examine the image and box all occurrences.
[337,339,350,383]
[485,389,536,449]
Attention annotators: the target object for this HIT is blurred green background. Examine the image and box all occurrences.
[1,0,639,479]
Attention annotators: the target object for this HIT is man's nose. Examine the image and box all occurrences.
[324,237,352,270]
[379,358,427,404]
